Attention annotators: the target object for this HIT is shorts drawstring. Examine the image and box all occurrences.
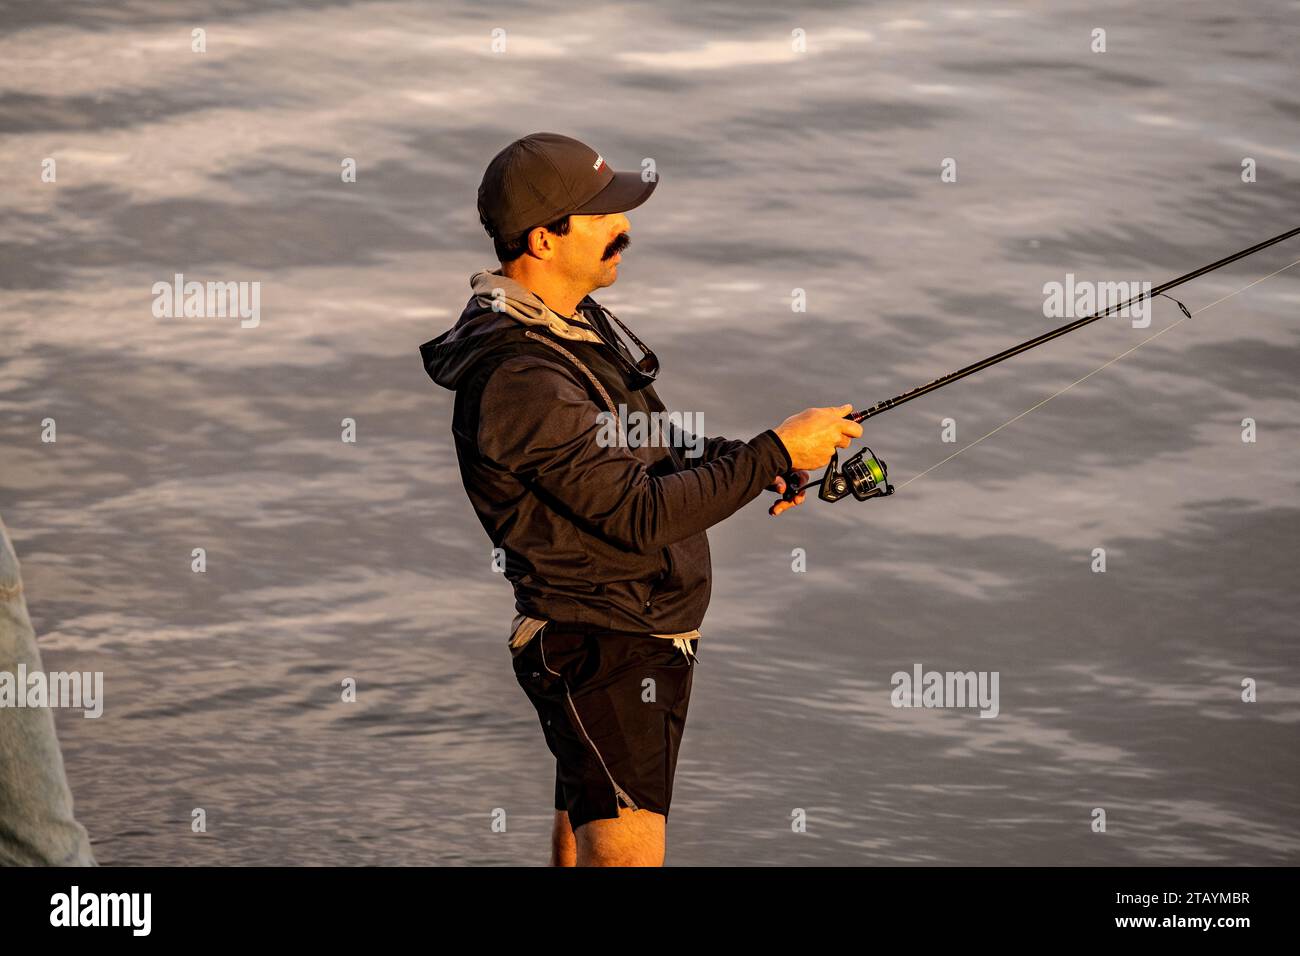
[671,636,696,664]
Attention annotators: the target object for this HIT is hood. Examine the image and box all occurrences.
[420,268,606,391]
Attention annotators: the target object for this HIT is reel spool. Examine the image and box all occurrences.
[818,446,894,503]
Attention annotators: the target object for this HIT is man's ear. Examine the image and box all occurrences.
[526,226,552,260]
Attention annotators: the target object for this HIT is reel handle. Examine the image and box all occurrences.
[778,468,806,502]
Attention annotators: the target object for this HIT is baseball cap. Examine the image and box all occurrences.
[477,132,658,245]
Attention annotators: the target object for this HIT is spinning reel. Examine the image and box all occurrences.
[819,445,894,502]
[787,445,894,503]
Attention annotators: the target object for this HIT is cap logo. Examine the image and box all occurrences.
[593,154,605,171]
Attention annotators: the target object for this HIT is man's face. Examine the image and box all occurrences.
[545,212,632,292]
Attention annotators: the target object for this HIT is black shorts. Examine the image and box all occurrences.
[510,622,697,831]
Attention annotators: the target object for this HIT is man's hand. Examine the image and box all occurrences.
[773,404,864,471]
[767,470,810,516]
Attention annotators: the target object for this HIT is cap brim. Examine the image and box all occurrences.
[570,170,658,216]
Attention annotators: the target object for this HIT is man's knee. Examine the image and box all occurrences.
[574,807,665,867]
[550,810,576,867]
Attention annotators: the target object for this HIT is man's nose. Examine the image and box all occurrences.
[611,213,631,234]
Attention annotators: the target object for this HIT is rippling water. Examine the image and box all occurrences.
[1,0,1297,865]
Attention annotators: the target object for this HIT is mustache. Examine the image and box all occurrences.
[603,233,631,260]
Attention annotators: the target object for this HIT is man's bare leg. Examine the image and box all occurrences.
[550,810,577,866]
[574,807,665,866]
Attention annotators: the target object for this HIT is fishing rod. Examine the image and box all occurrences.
[791,225,1300,503]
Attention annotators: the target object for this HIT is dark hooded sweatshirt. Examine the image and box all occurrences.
[419,269,792,636]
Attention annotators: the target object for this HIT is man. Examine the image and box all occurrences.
[0,514,97,866]
[420,132,861,866]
